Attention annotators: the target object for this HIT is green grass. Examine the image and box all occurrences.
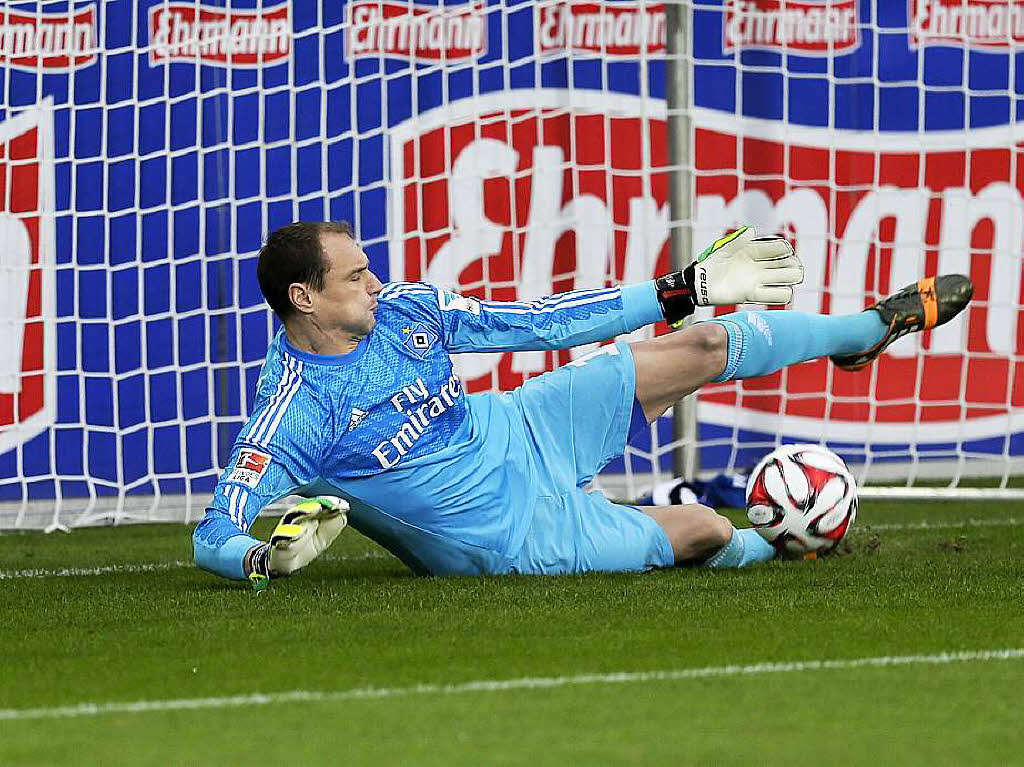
[2,501,1024,766]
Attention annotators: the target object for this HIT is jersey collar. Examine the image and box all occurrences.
[278,328,371,366]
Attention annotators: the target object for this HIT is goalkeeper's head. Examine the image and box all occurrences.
[257,221,383,345]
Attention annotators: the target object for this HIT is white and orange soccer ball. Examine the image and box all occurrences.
[745,444,858,557]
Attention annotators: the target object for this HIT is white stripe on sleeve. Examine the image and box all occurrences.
[244,356,297,442]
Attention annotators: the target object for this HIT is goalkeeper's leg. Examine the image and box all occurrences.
[631,274,973,421]
[632,275,972,569]
[629,311,885,421]
[641,503,775,568]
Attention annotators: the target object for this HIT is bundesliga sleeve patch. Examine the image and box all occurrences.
[438,290,480,315]
[228,448,272,488]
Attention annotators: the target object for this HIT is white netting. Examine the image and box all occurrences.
[1,1,1022,530]
[677,0,1024,498]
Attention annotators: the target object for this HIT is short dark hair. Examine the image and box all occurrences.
[256,221,353,320]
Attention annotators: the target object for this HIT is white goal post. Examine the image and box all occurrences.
[0,0,1022,531]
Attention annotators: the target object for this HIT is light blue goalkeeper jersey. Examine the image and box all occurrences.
[193,281,663,579]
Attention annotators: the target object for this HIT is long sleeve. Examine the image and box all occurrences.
[192,443,310,580]
[379,281,664,354]
[193,353,322,580]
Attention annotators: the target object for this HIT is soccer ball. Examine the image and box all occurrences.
[745,444,858,557]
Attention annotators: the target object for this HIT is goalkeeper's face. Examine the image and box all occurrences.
[312,232,383,338]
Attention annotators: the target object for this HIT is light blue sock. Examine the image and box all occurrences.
[703,528,776,568]
[707,310,887,382]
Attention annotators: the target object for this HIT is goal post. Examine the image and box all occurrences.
[666,0,699,482]
[1,0,1023,532]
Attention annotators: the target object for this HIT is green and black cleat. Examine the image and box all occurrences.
[831,274,974,372]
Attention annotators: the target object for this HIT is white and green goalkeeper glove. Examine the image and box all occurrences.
[246,496,349,585]
[655,225,803,327]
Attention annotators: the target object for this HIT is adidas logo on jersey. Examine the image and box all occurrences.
[347,407,368,432]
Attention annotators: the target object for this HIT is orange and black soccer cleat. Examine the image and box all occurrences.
[831,275,974,372]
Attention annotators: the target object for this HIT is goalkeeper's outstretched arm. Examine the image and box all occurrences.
[193,457,296,581]
[194,488,348,581]
[394,226,800,354]
[193,507,267,580]
[193,410,323,580]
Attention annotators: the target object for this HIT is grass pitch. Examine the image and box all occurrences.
[2,500,1023,766]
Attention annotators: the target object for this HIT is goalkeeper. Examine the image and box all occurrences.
[193,222,972,581]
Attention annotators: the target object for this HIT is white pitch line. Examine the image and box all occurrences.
[0,551,393,581]
[2,648,1021,722]
[858,517,1024,532]
[0,560,190,580]
[2,518,1021,580]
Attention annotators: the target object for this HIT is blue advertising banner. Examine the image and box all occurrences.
[0,0,1020,514]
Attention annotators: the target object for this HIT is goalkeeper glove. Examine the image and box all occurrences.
[246,496,349,579]
[655,226,803,327]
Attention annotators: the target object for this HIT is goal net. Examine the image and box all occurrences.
[1,0,1021,530]
[678,0,1024,500]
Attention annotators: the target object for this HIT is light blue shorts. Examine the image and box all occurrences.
[364,341,675,577]
[510,491,674,574]
[504,342,675,574]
